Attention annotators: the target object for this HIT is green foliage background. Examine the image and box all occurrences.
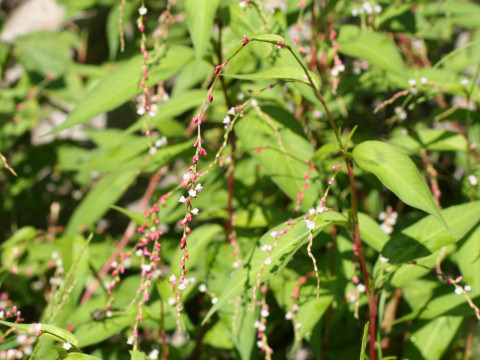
[1,0,480,359]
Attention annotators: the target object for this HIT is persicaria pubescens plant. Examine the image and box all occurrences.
[1,1,480,359]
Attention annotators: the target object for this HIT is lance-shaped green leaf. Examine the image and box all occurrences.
[403,316,463,360]
[129,350,146,360]
[0,320,79,347]
[383,201,480,264]
[337,25,408,82]
[49,46,194,134]
[251,34,285,43]
[74,308,136,347]
[64,354,102,360]
[352,140,447,229]
[64,170,137,236]
[226,66,321,91]
[202,211,348,323]
[185,0,220,60]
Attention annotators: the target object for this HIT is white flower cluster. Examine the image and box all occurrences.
[379,209,398,234]
[351,1,382,16]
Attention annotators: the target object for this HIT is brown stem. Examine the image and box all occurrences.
[215,18,236,239]
[272,40,377,360]
[464,317,475,360]
[80,167,167,304]
[308,0,318,71]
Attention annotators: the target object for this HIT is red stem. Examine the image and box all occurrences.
[80,167,167,304]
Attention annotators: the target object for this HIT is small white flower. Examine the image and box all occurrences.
[394,107,407,120]
[138,6,147,15]
[148,349,159,359]
[257,340,263,348]
[420,77,428,84]
[178,283,186,291]
[62,342,72,350]
[178,196,186,203]
[461,78,469,86]
[167,297,176,306]
[464,285,472,292]
[357,284,366,293]
[261,244,272,252]
[191,208,199,215]
[308,208,316,215]
[379,256,389,263]
[408,79,417,87]
[381,223,394,234]
[24,345,33,356]
[305,220,315,230]
[35,323,42,331]
[261,309,270,317]
[363,2,373,14]
[155,137,167,148]
[211,297,218,304]
[127,336,134,345]
[169,274,176,282]
[251,99,258,107]
[351,8,358,17]
[331,67,339,77]
[270,231,278,237]
[338,64,345,72]
[223,116,231,124]
[183,172,192,181]
[264,257,272,265]
[195,183,203,191]
[285,312,292,320]
[254,320,261,328]
[136,249,143,256]
[455,286,462,295]
[188,189,197,198]
[199,284,207,292]
[239,1,247,9]
[468,175,478,186]
[149,147,157,155]
[141,264,152,272]
[316,205,326,213]
[374,5,382,13]
[227,107,236,115]
[295,323,303,330]
[16,334,28,345]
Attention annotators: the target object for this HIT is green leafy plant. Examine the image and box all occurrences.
[1,0,480,359]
